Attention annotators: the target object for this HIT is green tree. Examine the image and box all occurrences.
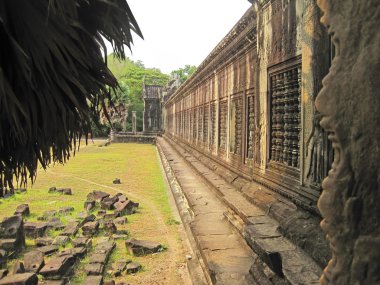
[107,55,169,131]
[170,65,197,83]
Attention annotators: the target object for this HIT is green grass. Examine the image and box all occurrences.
[0,142,180,284]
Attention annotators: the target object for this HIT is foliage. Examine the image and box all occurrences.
[106,56,169,131]
[170,65,197,83]
[0,0,142,188]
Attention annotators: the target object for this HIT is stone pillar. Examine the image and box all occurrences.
[109,130,115,142]
[316,1,380,284]
[132,111,137,134]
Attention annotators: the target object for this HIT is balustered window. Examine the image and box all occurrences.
[230,95,243,155]
[203,105,209,144]
[246,91,255,160]
[219,100,228,150]
[211,102,217,148]
[269,65,301,168]
[192,109,197,142]
[198,107,203,143]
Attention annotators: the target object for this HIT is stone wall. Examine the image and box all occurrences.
[316,0,380,284]
[110,132,157,144]
[164,1,332,212]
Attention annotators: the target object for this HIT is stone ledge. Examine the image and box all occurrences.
[163,134,331,268]
[159,135,322,284]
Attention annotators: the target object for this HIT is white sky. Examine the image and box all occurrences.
[107,0,251,74]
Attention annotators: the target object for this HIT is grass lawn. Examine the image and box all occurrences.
[0,142,189,284]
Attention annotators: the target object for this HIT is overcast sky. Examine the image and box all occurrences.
[107,0,251,74]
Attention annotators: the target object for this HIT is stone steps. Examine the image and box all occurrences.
[160,136,322,285]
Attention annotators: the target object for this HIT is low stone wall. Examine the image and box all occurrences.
[110,133,156,144]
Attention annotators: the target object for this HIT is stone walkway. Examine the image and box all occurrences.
[158,137,257,285]
[158,136,323,285]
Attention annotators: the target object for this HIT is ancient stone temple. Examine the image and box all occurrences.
[160,0,348,283]
[165,2,333,211]
[143,81,163,134]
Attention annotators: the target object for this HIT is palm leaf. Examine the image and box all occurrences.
[0,0,142,190]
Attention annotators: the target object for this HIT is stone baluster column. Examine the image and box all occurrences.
[132,111,137,134]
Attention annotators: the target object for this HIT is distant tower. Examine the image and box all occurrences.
[143,78,163,134]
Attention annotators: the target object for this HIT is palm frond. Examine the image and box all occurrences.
[0,0,142,189]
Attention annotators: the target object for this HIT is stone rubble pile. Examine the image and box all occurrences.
[0,189,163,285]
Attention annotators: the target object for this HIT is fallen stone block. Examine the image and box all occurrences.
[82,221,99,237]
[104,281,115,285]
[103,213,120,221]
[97,210,106,217]
[39,255,75,279]
[126,262,141,274]
[117,194,127,203]
[58,247,87,259]
[100,197,118,210]
[35,237,53,247]
[48,187,57,193]
[12,261,25,274]
[114,200,138,216]
[84,263,104,276]
[56,188,64,194]
[79,214,96,227]
[88,252,109,265]
[84,200,96,211]
[83,276,103,285]
[0,215,25,251]
[62,189,72,195]
[114,217,127,225]
[37,245,59,256]
[113,178,121,184]
[112,259,130,277]
[0,273,38,285]
[24,222,47,238]
[52,236,69,246]
[24,251,44,273]
[61,222,79,237]
[72,237,92,248]
[88,191,110,202]
[125,239,162,256]
[103,221,117,234]
[95,241,115,253]
[14,204,30,217]
[46,218,65,231]
[0,239,18,252]
[58,207,74,215]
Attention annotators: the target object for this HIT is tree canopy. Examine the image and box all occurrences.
[106,55,169,131]
[170,65,197,83]
[0,0,142,188]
